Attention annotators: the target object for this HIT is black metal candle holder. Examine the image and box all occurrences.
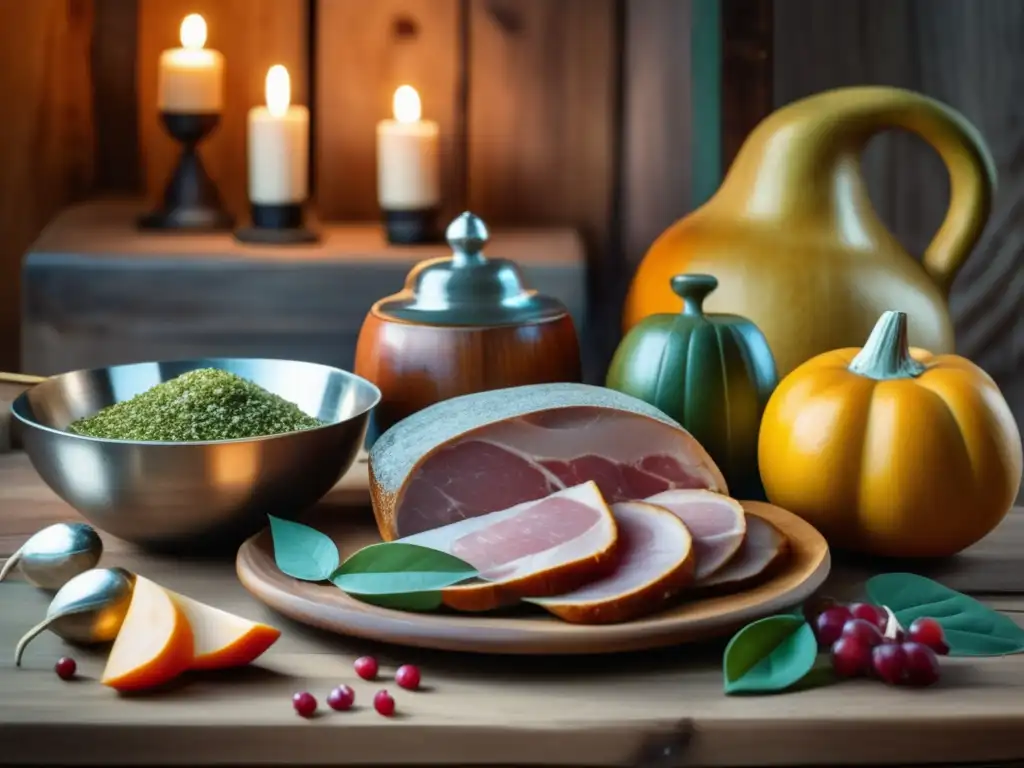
[234,203,319,245]
[138,112,234,231]
[382,207,442,245]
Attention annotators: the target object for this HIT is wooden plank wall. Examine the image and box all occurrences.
[314,0,462,226]
[465,0,618,265]
[774,0,1024,480]
[618,0,772,275]
[0,0,95,372]
[92,0,140,194]
[314,0,621,376]
[620,0,693,281]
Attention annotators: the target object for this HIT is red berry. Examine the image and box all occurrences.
[871,642,907,685]
[902,641,941,687]
[814,606,852,646]
[292,691,317,718]
[908,617,949,655]
[849,602,888,632]
[373,689,396,716]
[327,685,355,711]
[395,664,421,690]
[54,657,77,680]
[354,655,379,680]
[831,637,873,678]
[841,618,884,648]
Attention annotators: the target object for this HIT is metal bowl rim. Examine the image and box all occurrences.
[10,356,382,448]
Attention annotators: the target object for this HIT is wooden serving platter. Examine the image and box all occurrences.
[236,500,831,655]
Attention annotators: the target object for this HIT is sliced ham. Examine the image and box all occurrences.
[398,481,619,612]
[369,383,727,540]
[528,501,696,624]
[642,489,746,580]
[696,513,789,592]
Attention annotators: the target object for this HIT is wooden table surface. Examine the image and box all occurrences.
[2,450,1024,767]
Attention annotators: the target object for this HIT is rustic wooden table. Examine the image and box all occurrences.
[1,446,1024,767]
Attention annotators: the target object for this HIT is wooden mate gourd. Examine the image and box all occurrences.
[355,212,582,439]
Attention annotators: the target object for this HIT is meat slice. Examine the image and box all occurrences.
[642,489,746,580]
[528,501,696,624]
[696,513,789,592]
[398,481,619,612]
[369,383,727,540]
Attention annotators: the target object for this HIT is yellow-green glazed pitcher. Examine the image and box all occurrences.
[623,86,996,377]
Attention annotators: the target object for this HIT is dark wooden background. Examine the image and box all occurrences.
[0,0,1020,438]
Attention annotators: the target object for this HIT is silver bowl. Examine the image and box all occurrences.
[11,358,381,554]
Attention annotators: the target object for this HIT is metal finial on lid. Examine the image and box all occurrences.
[446,211,489,264]
[371,211,570,327]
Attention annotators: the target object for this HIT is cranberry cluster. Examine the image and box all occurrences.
[292,656,422,718]
[814,602,948,686]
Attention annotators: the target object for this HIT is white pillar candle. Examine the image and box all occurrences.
[157,14,224,114]
[247,65,310,205]
[376,85,441,210]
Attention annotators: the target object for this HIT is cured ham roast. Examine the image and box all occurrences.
[528,501,696,624]
[642,489,746,580]
[369,383,727,540]
[398,481,619,612]
[696,512,789,592]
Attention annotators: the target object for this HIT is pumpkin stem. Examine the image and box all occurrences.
[847,311,926,380]
[670,274,718,317]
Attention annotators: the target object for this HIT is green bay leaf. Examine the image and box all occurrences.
[267,515,340,582]
[865,572,1024,657]
[331,542,477,602]
[349,591,445,612]
[723,614,818,694]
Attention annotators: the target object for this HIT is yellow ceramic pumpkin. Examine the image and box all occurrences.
[758,310,1023,558]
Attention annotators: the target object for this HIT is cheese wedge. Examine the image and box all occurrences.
[170,591,281,670]
[100,575,193,692]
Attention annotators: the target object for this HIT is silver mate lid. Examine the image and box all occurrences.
[373,211,570,327]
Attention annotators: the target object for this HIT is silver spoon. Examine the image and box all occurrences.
[14,567,135,667]
[0,522,104,590]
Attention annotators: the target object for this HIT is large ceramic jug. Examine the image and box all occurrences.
[623,86,996,377]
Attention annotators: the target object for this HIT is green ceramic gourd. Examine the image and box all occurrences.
[605,274,778,499]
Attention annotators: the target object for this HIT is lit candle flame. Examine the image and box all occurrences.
[393,85,421,124]
[180,13,208,50]
[265,64,291,118]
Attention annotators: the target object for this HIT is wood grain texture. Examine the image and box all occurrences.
[314,0,460,223]
[772,0,1024,497]
[92,0,141,194]
[620,0,692,274]
[137,0,308,222]
[0,0,94,372]
[466,0,617,257]
[236,499,829,654]
[721,0,772,171]
[20,201,587,376]
[354,312,582,435]
[1,451,1024,766]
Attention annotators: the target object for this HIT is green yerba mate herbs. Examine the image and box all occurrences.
[67,368,324,442]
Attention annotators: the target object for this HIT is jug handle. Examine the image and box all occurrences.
[875,92,997,296]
